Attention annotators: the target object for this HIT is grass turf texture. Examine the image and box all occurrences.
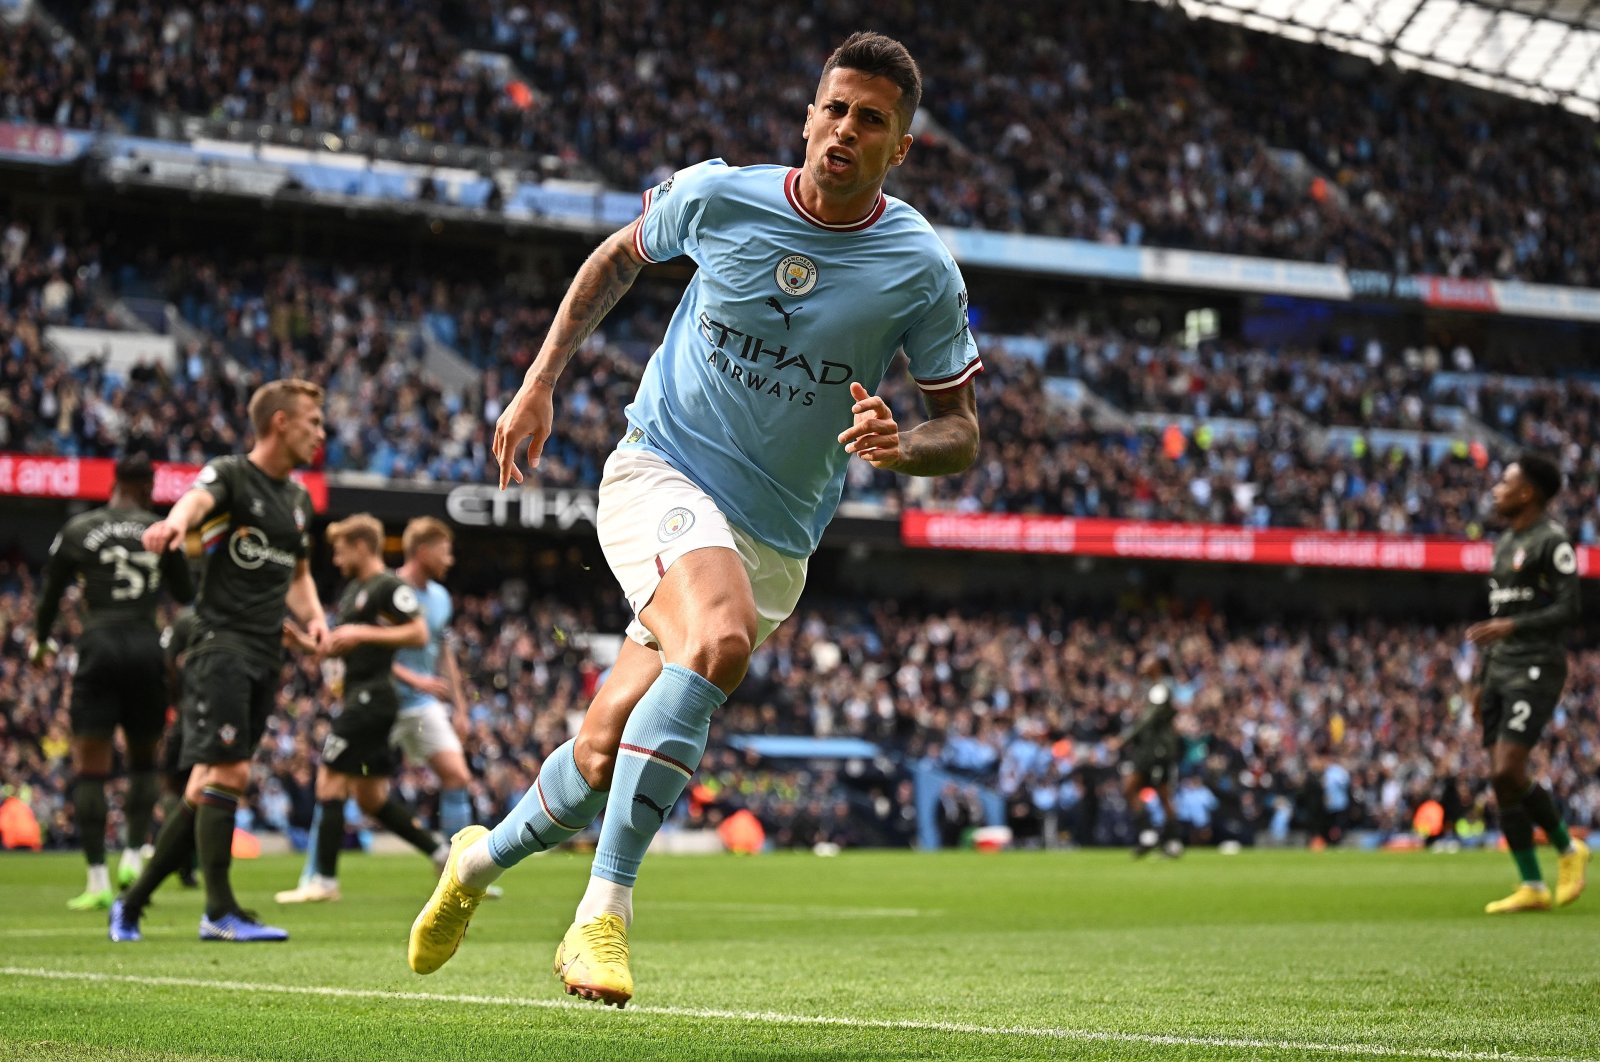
[1,848,1596,1061]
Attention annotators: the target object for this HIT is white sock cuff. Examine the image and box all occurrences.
[575,874,634,927]
[456,837,503,891]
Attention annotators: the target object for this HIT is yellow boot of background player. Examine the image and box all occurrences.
[1556,837,1590,907]
[1485,884,1552,914]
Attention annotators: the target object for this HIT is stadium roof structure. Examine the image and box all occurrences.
[1140,0,1600,117]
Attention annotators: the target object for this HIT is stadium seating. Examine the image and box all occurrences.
[35,0,1600,282]
[7,224,1598,539]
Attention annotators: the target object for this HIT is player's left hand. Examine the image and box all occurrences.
[321,628,358,657]
[1466,618,1515,646]
[282,620,318,654]
[838,382,903,469]
[304,616,332,655]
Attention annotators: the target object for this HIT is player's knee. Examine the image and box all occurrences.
[574,731,617,790]
[679,625,753,693]
[1491,767,1527,802]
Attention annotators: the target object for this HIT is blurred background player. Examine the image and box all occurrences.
[390,518,475,840]
[276,514,442,904]
[30,452,195,910]
[1467,453,1590,913]
[388,517,500,898]
[111,379,329,943]
[410,30,981,1008]
[287,516,473,892]
[1119,652,1183,859]
[160,606,201,889]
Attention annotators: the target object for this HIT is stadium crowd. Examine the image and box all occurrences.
[7,231,1600,540]
[4,553,1596,856]
[23,0,1600,282]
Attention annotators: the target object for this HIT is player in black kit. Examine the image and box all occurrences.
[275,513,444,904]
[1119,652,1183,859]
[31,453,194,910]
[1467,453,1589,913]
[111,380,329,943]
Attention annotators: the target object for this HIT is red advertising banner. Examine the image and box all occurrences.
[0,454,328,511]
[901,510,1600,579]
[1417,275,1498,313]
[0,123,74,161]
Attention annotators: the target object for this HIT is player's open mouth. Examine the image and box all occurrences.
[824,150,853,173]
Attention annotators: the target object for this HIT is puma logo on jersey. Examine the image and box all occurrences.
[765,297,801,330]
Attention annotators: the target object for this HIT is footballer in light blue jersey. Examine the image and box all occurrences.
[451,33,981,1008]
[625,159,981,557]
[394,579,452,714]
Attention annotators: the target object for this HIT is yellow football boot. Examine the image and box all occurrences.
[1556,837,1590,907]
[553,914,633,1008]
[407,825,489,974]
[1484,884,1552,914]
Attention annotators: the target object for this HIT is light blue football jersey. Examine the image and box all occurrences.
[623,159,982,557]
[395,578,452,714]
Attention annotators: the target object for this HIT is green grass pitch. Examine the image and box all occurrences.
[1,847,1596,1061]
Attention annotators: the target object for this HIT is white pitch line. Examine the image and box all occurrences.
[0,966,1592,1062]
[647,900,929,919]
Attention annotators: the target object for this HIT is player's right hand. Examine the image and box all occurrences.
[412,674,452,700]
[26,637,58,669]
[143,519,184,553]
[492,382,555,490]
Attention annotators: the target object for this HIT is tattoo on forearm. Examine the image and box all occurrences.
[532,236,643,387]
[898,385,979,476]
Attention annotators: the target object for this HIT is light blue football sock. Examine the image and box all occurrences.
[488,738,608,867]
[592,664,725,887]
[298,802,323,885]
[439,787,473,837]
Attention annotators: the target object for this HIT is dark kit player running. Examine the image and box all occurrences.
[111,379,329,943]
[277,513,444,904]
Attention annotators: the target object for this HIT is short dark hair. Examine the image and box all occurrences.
[1515,452,1563,503]
[822,31,922,132]
[114,452,154,484]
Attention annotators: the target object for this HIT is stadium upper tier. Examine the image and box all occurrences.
[5,565,1598,852]
[22,0,1600,284]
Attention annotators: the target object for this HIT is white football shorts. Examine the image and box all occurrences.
[389,700,464,761]
[597,447,807,651]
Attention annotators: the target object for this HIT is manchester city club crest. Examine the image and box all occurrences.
[775,254,819,297]
[1513,548,1526,570]
[658,507,695,542]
